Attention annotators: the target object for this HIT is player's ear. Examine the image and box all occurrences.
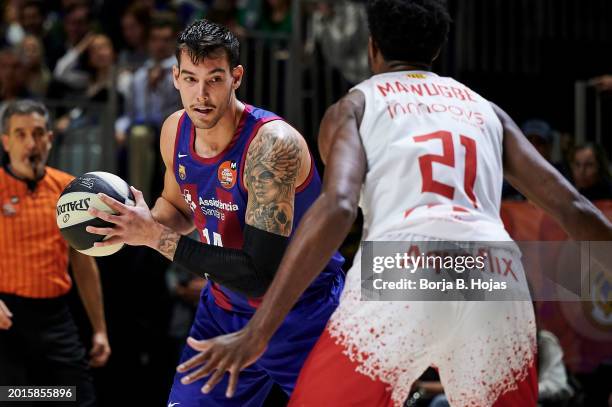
[231,65,244,90]
[46,130,54,146]
[368,37,385,74]
[368,37,377,61]
[367,37,377,72]
[1,133,8,153]
[172,65,180,90]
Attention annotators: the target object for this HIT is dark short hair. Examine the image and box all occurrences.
[175,19,240,68]
[2,100,50,134]
[367,0,451,65]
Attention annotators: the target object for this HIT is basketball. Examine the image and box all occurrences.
[56,171,135,257]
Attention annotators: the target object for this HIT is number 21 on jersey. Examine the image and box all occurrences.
[413,130,478,208]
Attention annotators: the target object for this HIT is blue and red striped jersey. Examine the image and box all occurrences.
[173,105,344,312]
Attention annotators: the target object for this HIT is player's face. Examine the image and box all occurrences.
[248,163,280,205]
[173,50,243,130]
[1,113,53,180]
[571,147,599,190]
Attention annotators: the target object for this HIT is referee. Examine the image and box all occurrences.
[0,100,110,406]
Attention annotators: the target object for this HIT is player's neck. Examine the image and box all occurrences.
[382,60,432,73]
[194,100,245,158]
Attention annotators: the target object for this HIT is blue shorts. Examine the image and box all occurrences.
[167,273,344,407]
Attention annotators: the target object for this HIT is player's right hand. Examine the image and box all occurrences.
[177,327,268,398]
[0,300,13,330]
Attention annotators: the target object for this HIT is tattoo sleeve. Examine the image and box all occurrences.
[244,127,302,236]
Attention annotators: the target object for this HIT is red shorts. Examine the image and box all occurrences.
[289,328,537,407]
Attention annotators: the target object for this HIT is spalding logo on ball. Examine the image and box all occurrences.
[57,172,134,257]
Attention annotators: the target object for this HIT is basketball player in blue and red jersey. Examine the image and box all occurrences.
[85,19,345,406]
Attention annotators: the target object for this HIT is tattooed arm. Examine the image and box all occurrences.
[159,121,310,294]
[244,121,308,236]
[86,119,310,295]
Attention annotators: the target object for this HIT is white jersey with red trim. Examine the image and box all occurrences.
[353,70,511,242]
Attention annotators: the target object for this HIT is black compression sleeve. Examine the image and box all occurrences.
[173,225,289,297]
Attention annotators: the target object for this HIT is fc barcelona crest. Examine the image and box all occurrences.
[179,164,187,180]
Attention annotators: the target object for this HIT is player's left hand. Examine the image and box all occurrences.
[86,186,160,249]
[177,328,268,398]
[89,331,111,367]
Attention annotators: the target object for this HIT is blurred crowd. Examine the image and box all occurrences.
[0,0,295,152]
[502,119,612,201]
[502,117,612,202]
[0,0,370,188]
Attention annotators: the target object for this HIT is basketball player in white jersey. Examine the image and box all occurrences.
[173,0,612,406]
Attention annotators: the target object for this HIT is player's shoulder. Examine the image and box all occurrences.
[323,90,365,124]
[337,90,366,112]
[161,110,186,136]
[160,110,186,145]
[255,118,303,146]
[246,119,307,162]
[159,110,186,163]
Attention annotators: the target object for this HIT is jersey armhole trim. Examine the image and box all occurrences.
[172,112,187,180]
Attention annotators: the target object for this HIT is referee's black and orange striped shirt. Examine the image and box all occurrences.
[0,165,74,298]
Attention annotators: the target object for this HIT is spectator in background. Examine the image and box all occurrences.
[18,0,47,38]
[523,119,555,163]
[0,49,30,108]
[52,3,95,94]
[54,34,122,139]
[310,0,370,85]
[84,34,116,100]
[258,0,291,34]
[19,34,52,98]
[116,3,151,103]
[570,143,612,201]
[122,11,181,133]
[118,11,180,200]
[502,119,569,200]
[0,48,29,163]
[0,0,24,47]
[236,0,260,31]
[118,3,151,73]
[205,0,241,31]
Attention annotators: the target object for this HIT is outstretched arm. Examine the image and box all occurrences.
[175,90,367,397]
[494,103,612,240]
[246,90,367,339]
